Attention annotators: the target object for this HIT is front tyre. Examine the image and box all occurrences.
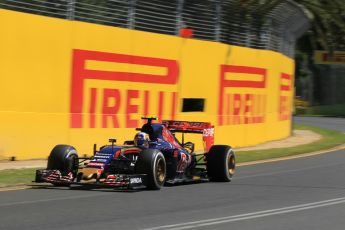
[206,145,235,182]
[135,149,166,190]
[47,145,79,177]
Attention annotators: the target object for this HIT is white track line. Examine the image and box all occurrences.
[237,144,345,167]
[143,197,345,230]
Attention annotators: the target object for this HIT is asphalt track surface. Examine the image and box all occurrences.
[294,116,345,133]
[1,117,345,230]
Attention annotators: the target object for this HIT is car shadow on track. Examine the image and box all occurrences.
[28,179,209,193]
[29,184,143,193]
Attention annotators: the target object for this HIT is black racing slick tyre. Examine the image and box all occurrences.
[135,149,166,190]
[47,145,79,177]
[206,145,235,182]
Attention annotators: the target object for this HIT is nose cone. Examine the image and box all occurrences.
[78,168,101,180]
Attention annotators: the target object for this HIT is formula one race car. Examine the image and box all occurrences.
[35,117,235,190]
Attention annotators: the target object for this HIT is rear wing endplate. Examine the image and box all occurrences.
[162,120,214,152]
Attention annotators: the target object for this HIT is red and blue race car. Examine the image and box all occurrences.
[35,117,236,190]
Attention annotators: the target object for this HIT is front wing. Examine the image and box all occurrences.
[35,169,147,189]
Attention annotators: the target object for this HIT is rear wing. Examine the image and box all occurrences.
[162,120,214,152]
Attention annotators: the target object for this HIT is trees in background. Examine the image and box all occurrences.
[224,0,345,106]
[293,0,345,105]
[228,0,345,52]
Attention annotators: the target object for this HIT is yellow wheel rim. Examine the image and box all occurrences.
[228,154,236,175]
[156,158,166,184]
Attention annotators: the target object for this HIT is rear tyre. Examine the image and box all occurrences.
[206,145,235,182]
[135,149,166,190]
[47,145,79,177]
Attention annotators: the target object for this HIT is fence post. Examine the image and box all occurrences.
[67,0,75,20]
[215,0,221,41]
[176,0,184,35]
[264,19,272,50]
[128,0,137,29]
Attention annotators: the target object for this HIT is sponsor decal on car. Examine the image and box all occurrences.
[203,128,214,137]
[93,155,112,159]
[94,158,108,162]
[130,177,143,184]
[87,162,105,167]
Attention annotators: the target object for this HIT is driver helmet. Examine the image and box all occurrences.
[134,132,150,148]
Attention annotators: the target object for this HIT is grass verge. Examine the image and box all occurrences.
[0,168,38,188]
[236,123,345,163]
[1,123,345,188]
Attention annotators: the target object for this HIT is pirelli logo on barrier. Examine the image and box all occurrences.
[279,73,293,121]
[218,65,267,126]
[314,51,345,65]
[70,49,179,128]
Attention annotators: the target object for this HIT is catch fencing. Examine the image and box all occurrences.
[0,0,310,57]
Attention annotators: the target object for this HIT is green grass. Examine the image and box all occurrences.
[1,123,345,188]
[236,123,345,163]
[0,168,38,187]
